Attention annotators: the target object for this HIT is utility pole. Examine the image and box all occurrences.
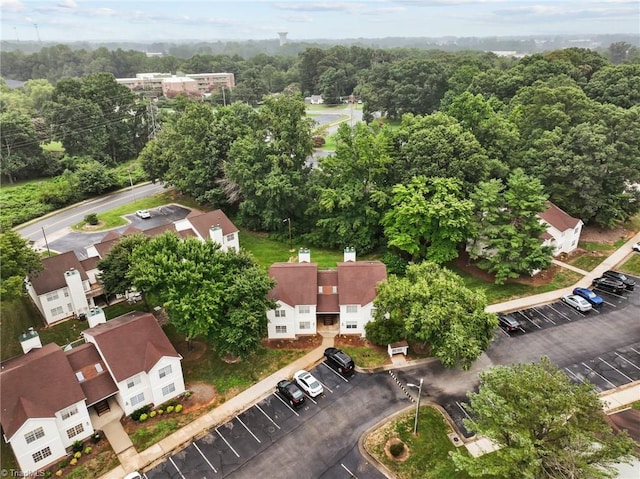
[283,218,292,251]
[41,227,50,257]
[221,86,226,106]
[407,378,423,435]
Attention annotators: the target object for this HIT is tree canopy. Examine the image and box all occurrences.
[451,357,636,479]
[0,228,42,299]
[366,262,497,370]
[127,233,275,358]
[97,233,149,297]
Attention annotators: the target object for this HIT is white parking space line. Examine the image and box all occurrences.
[169,457,186,479]
[316,379,333,394]
[599,357,634,382]
[320,361,350,382]
[302,392,318,405]
[497,327,510,337]
[255,404,281,429]
[236,416,261,443]
[615,353,640,372]
[532,306,557,324]
[582,362,617,389]
[455,401,472,419]
[516,310,541,329]
[272,392,300,416]
[215,427,240,457]
[192,442,218,473]
[602,300,617,307]
[564,368,585,383]
[341,463,358,478]
[631,347,640,356]
[547,304,574,321]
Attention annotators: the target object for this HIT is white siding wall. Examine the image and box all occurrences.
[339,302,375,337]
[223,232,240,253]
[117,372,153,416]
[11,418,66,474]
[64,270,90,319]
[35,287,72,325]
[148,357,185,406]
[54,400,93,449]
[267,302,296,339]
[294,305,316,335]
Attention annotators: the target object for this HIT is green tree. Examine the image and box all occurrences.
[308,122,392,253]
[97,234,149,297]
[383,176,473,264]
[128,233,275,358]
[0,110,46,183]
[451,358,635,478]
[0,228,43,299]
[367,262,496,370]
[584,64,640,108]
[318,67,347,104]
[75,159,118,196]
[225,93,314,231]
[469,169,553,284]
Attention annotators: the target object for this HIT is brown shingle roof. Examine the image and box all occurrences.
[101,231,121,242]
[337,261,387,306]
[65,343,117,406]
[539,201,581,232]
[268,263,318,307]
[0,343,86,440]
[28,251,88,295]
[80,256,100,272]
[187,210,238,239]
[142,223,177,237]
[178,229,197,239]
[122,225,143,235]
[317,271,339,313]
[93,238,120,259]
[83,312,180,383]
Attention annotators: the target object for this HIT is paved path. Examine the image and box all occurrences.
[99,232,640,478]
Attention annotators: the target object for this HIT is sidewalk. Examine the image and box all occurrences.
[99,233,640,478]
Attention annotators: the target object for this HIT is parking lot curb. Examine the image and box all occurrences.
[355,357,439,374]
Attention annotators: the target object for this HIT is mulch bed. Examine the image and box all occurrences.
[261,334,323,349]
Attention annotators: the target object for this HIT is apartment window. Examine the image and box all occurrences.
[226,233,234,242]
[127,375,141,389]
[32,446,51,463]
[346,305,358,313]
[162,383,176,396]
[67,303,73,312]
[574,226,580,235]
[275,309,286,318]
[332,286,338,294]
[75,371,84,382]
[130,392,145,407]
[64,289,70,297]
[299,321,311,330]
[346,321,358,329]
[66,423,84,439]
[61,405,78,420]
[46,292,59,302]
[275,325,287,334]
[95,363,103,373]
[24,427,45,444]
[158,365,172,379]
[298,305,310,314]
[50,306,64,316]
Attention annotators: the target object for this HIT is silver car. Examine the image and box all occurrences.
[561,294,593,312]
[293,369,323,398]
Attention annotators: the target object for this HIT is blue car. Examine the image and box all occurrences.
[573,287,603,307]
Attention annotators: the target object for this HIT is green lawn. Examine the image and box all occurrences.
[448,265,583,304]
[365,406,479,479]
[340,345,389,368]
[1,296,45,360]
[620,253,640,276]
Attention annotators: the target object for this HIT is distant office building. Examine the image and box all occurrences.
[115,72,235,98]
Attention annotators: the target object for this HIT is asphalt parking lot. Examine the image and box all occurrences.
[145,361,407,479]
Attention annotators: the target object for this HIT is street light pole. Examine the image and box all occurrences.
[407,378,423,435]
[283,217,292,251]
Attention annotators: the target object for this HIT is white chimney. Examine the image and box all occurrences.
[298,248,311,263]
[19,327,42,354]
[344,247,356,262]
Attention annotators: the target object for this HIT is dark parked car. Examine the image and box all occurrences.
[324,347,354,376]
[572,287,604,307]
[592,277,626,295]
[498,313,523,332]
[602,270,635,291]
[276,380,305,408]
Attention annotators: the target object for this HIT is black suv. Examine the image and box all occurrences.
[602,270,635,291]
[324,347,354,376]
[276,380,305,408]
[498,313,523,332]
[592,276,626,295]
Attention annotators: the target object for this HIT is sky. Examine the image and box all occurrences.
[1,0,639,43]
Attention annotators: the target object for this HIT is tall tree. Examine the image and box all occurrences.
[366,262,496,370]
[451,358,635,479]
[469,169,553,284]
[225,93,314,231]
[0,110,46,183]
[0,228,43,299]
[308,122,392,253]
[128,233,275,358]
[97,234,149,298]
[383,176,473,264]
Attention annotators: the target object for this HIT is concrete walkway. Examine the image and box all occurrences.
[99,232,640,478]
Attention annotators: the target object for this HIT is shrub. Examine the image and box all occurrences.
[130,404,151,421]
[55,470,63,477]
[84,213,98,225]
[58,461,68,469]
[139,413,148,422]
[44,472,52,479]
[166,405,174,413]
[70,458,78,466]
[174,404,183,413]
[71,440,83,453]
[91,432,101,444]
[311,135,326,147]
[389,441,405,457]
[157,409,164,415]
[149,410,157,418]
[84,446,92,454]
[73,451,81,459]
